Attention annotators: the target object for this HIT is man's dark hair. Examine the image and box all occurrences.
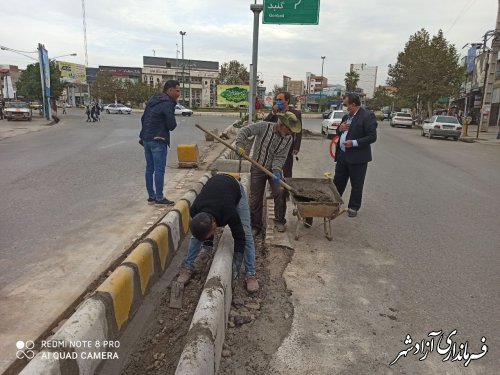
[163,80,180,92]
[190,212,213,240]
[277,91,291,102]
[343,93,361,106]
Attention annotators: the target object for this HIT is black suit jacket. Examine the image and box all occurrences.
[335,107,377,164]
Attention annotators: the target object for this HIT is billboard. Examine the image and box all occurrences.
[466,47,477,73]
[217,85,250,106]
[471,52,488,90]
[57,61,87,84]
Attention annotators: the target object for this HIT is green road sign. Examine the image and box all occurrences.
[263,0,320,25]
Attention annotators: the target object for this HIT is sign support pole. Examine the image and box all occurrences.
[249,3,263,124]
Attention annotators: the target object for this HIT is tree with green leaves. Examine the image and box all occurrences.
[16,62,63,101]
[344,71,360,92]
[387,28,465,116]
[219,60,249,85]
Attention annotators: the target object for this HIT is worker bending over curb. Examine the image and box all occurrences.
[177,174,259,293]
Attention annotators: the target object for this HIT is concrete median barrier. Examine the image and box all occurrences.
[20,173,211,375]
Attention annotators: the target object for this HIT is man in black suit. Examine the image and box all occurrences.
[333,93,377,217]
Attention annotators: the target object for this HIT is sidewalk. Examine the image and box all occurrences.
[461,124,500,145]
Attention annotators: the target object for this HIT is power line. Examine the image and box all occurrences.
[445,0,478,34]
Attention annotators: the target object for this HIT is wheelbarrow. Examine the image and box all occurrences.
[287,178,346,241]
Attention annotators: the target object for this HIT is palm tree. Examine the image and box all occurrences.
[344,71,360,92]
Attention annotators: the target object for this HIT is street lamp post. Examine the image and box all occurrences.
[318,56,326,112]
[180,31,186,105]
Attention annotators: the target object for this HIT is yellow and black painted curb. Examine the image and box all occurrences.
[20,173,211,375]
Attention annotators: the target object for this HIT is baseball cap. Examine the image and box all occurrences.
[277,112,302,133]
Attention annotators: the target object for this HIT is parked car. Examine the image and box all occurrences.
[373,110,384,121]
[175,104,193,116]
[390,112,414,128]
[322,109,332,119]
[321,110,347,139]
[29,101,42,110]
[104,104,132,114]
[4,101,32,121]
[421,115,462,140]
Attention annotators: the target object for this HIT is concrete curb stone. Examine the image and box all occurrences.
[175,174,250,375]
[19,173,212,375]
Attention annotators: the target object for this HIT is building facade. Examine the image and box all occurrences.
[288,80,305,96]
[306,72,327,94]
[142,56,219,107]
[350,63,377,99]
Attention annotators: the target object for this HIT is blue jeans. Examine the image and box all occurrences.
[144,140,168,201]
[183,182,256,275]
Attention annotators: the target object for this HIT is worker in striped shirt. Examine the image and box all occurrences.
[235,112,302,234]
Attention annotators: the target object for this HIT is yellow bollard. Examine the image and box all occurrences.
[177,144,199,168]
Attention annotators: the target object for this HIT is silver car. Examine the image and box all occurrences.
[105,104,132,114]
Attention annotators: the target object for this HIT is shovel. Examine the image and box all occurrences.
[169,280,184,309]
[195,124,314,201]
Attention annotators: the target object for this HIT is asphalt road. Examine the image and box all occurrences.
[269,122,500,374]
[0,111,237,372]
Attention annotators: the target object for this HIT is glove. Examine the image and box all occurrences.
[272,170,281,184]
[235,146,246,158]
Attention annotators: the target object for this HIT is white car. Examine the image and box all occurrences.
[4,101,32,121]
[105,104,132,114]
[421,115,462,140]
[175,104,193,116]
[321,110,347,139]
[390,112,414,128]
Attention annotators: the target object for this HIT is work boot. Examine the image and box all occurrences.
[274,221,286,232]
[177,267,193,284]
[232,252,244,281]
[245,275,259,293]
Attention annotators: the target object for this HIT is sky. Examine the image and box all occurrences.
[0,0,496,91]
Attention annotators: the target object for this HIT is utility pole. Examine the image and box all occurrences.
[249,3,263,123]
[479,2,500,135]
[180,31,186,105]
[318,56,326,112]
[176,44,180,80]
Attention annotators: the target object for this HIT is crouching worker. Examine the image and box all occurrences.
[177,174,259,292]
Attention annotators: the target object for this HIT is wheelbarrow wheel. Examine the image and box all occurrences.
[304,217,313,228]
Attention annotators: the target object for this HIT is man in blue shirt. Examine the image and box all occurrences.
[140,80,180,205]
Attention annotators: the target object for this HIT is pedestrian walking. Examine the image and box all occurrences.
[95,103,100,121]
[90,103,97,122]
[85,105,91,122]
[62,102,67,115]
[235,111,301,234]
[333,93,377,217]
[0,101,4,120]
[139,79,180,205]
[177,174,259,292]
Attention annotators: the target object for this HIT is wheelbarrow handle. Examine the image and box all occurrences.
[195,124,296,193]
